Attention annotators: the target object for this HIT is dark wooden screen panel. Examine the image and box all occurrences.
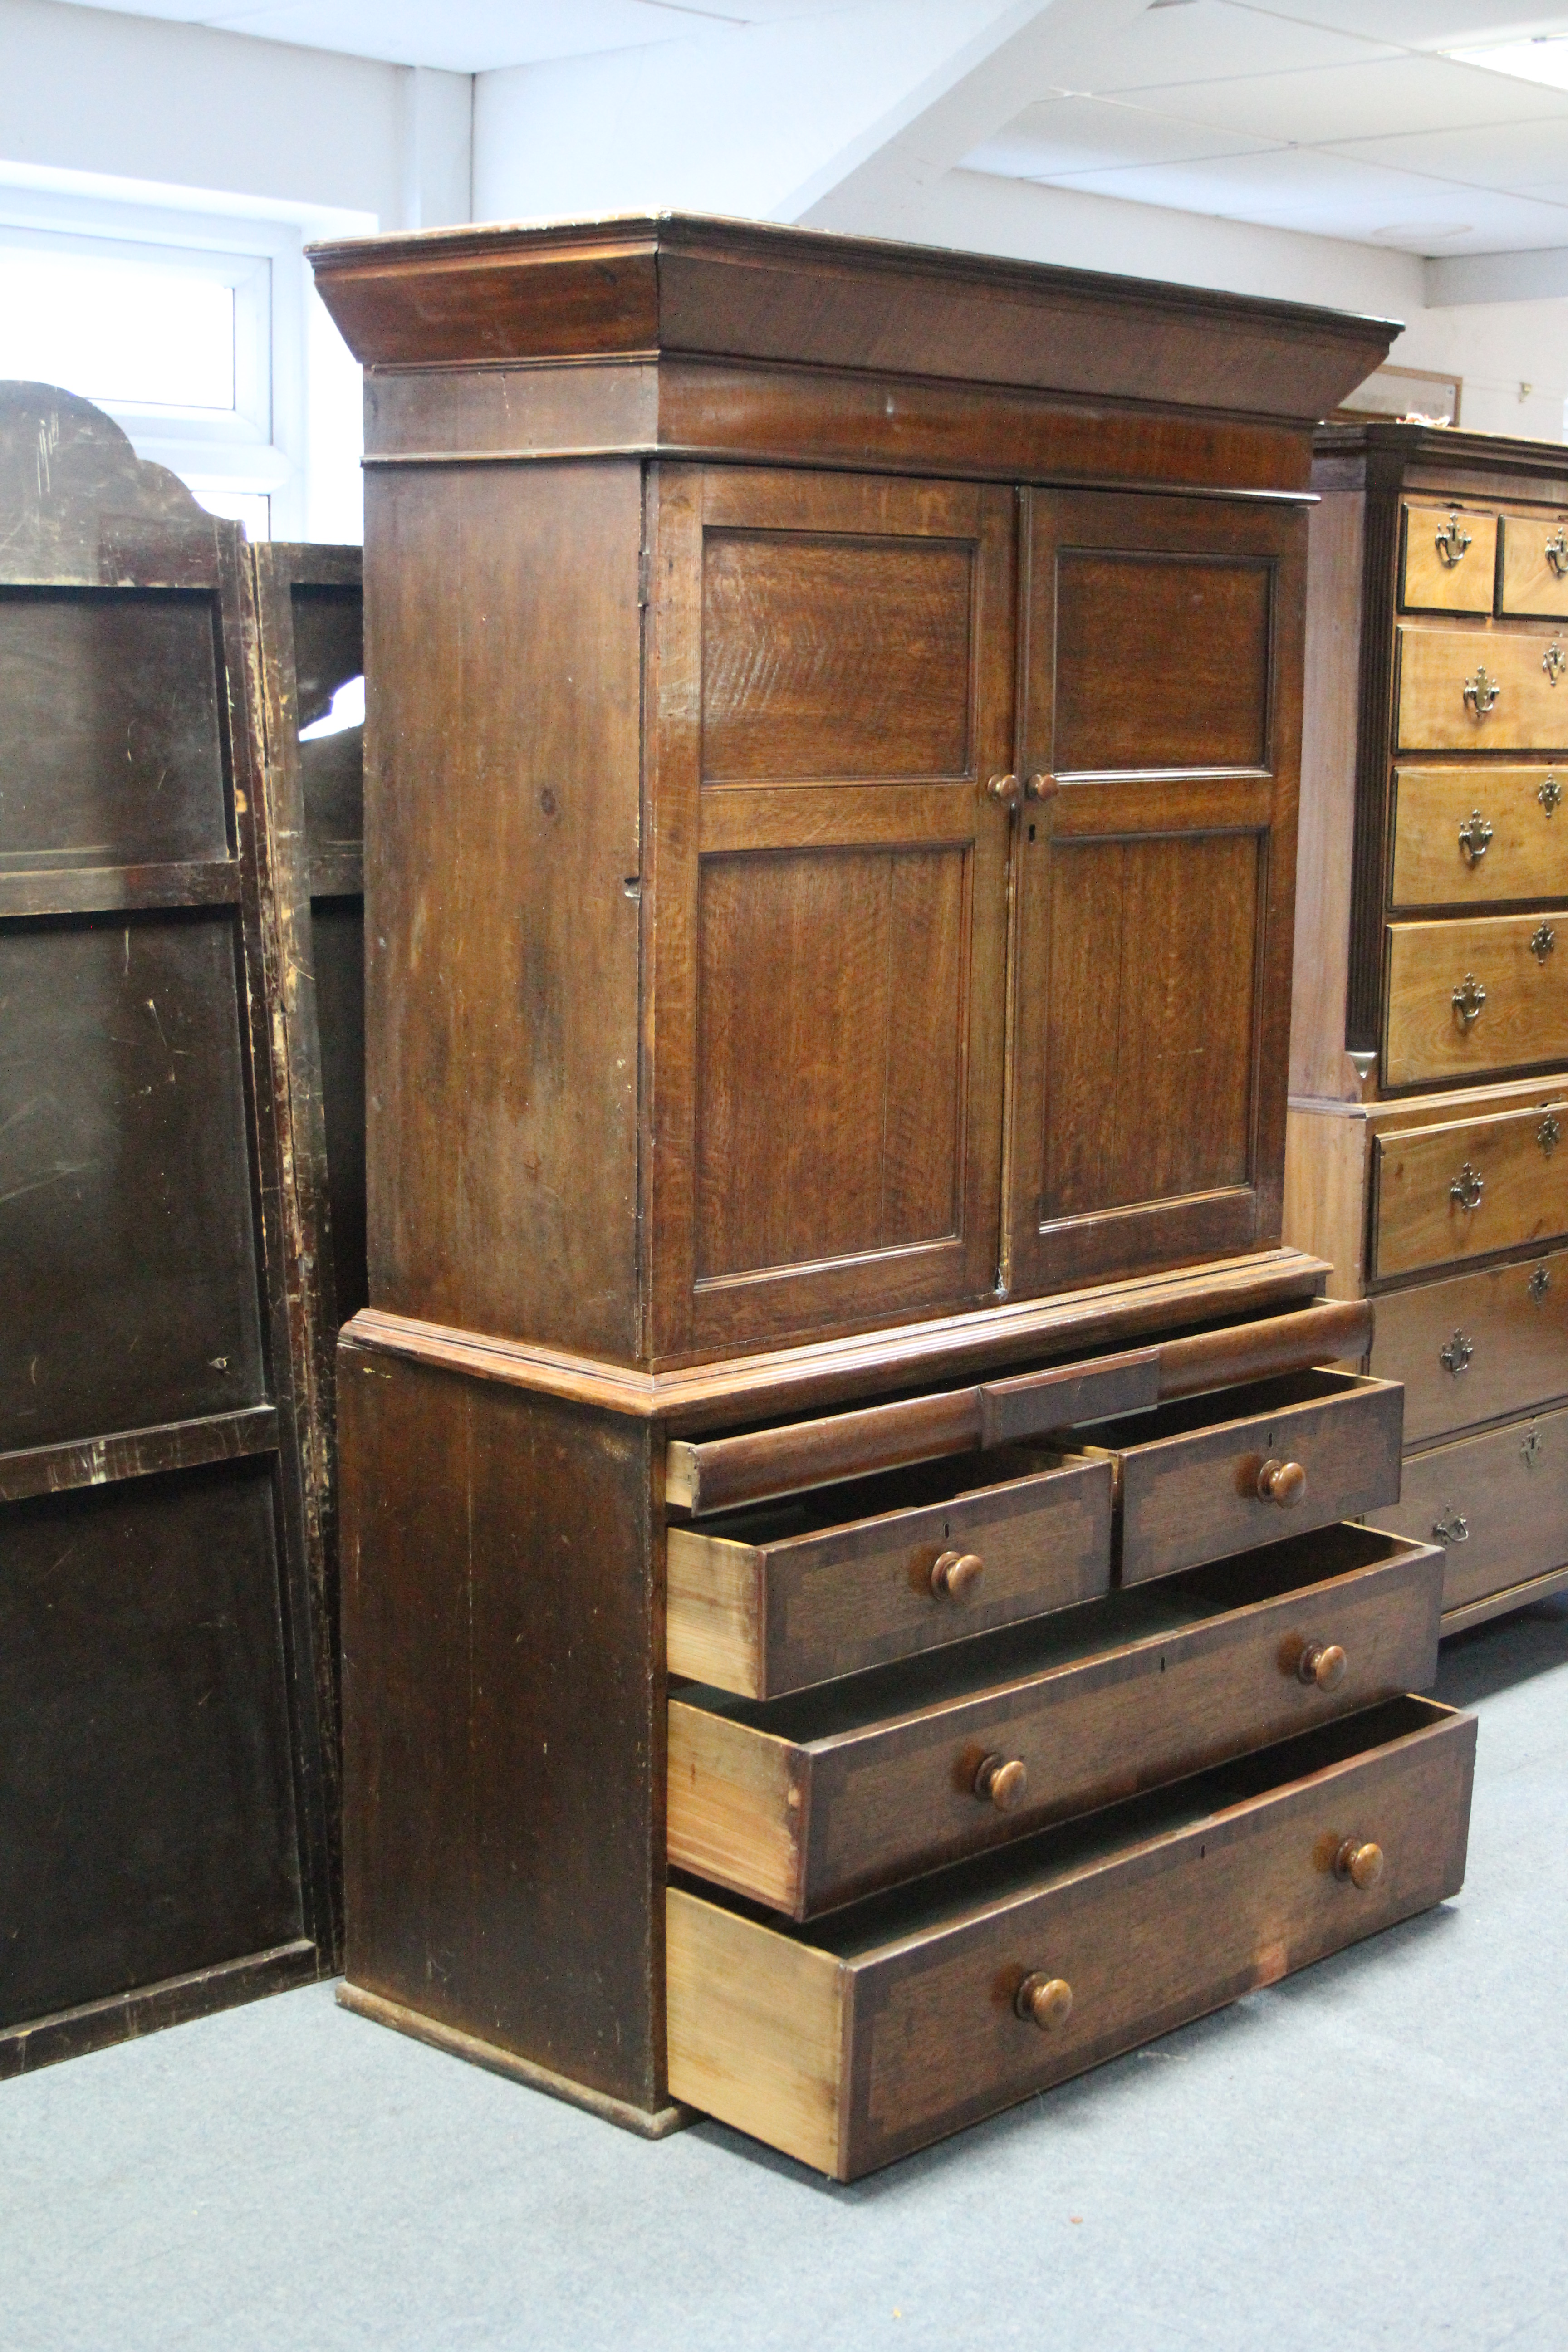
[1007,488,1304,1298]
[649,465,1014,1365]
[0,383,336,2077]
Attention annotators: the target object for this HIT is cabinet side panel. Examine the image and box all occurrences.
[339,1343,664,2112]
[363,459,644,1358]
[1290,488,1365,1100]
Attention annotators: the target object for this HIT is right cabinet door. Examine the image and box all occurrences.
[1007,490,1305,1295]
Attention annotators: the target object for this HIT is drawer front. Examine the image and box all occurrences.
[1401,505,1497,615]
[668,1451,1113,1700]
[1371,1250,1568,1443]
[1371,1098,1568,1279]
[1083,1371,1403,1586]
[1396,624,1568,752]
[1389,765,1568,910]
[1384,912,1568,1087]
[1500,513,1568,617]
[1371,1406,1568,1614]
[667,1699,1475,2179]
[668,1530,1444,1918]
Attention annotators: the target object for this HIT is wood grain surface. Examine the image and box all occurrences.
[1371,1096,1568,1278]
[1399,504,1497,616]
[1384,911,1568,1086]
[1371,1404,1568,1612]
[1390,764,1568,909]
[1396,622,1568,753]
[1370,1248,1568,1443]
[1499,510,1568,617]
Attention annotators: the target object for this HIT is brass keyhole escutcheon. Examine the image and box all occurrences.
[1452,974,1487,1029]
[1522,1425,1544,1469]
[1545,642,1568,687]
[1530,1264,1552,1303]
[1434,510,1472,566]
[1532,923,1557,964]
[1439,1329,1474,1377]
[1334,1839,1385,1891]
[1463,666,1500,717]
[1457,810,1493,863]
[1433,1510,1470,1545]
[1449,1162,1485,1210]
[1542,774,1564,816]
[931,1549,984,1599]
[1015,1973,1073,2031]
[1541,1115,1563,1158]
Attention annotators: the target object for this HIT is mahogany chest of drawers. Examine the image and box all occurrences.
[309,218,1474,2176]
[1287,422,1568,1633]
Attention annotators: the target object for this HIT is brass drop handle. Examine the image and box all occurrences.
[1457,810,1493,863]
[1015,1972,1073,2030]
[974,1753,1028,1812]
[1334,1838,1385,1890]
[1463,666,1500,718]
[1450,1161,1485,1210]
[1433,1510,1470,1545]
[987,772,1022,808]
[1547,526,1568,578]
[1297,1640,1347,1692]
[931,1549,984,1598]
[1439,1329,1474,1377]
[1434,510,1471,566]
[1452,974,1487,1029]
[1256,1458,1307,1508]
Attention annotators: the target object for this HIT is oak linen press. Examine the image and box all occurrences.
[309,217,1476,2179]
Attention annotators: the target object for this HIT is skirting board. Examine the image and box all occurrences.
[337,1980,695,2139]
[0,1938,321,2080]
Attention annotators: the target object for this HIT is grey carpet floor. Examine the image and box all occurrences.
[4,1597,1565,2352]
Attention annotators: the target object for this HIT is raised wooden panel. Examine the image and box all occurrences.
[1399,505,1497,615]
[651,466,1013,1362]
[1009,490,1302,1296]
[701,532,972,781]
[1395,624,1568,752]
[1390,765,1568,908]
[1042,833,1259,1220]
[0,1463,303,2032]
[694,843,966,1279]
[1499,512,1568,617]
[1053,550,1271,774]
[0,912,265,1454]
[1384,912,1568,1086]
[0,589,229,869]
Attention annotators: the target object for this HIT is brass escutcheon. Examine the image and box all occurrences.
[1434,510,1472,566]
[1464,666,1501,717]
[1545,642,1568,687]
[1541,1115,1562,1156]
[1522,1425,1544,1469]
[1542,774,1564,816]
[1458,810,1493,862]
[1529,1264,1552,1303]
[1452,974,1487,1029]
[1531,923,1557,963]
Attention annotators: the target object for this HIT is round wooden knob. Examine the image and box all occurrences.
[1334,1838,1385,1889]
[931,1549,984,1598]
[1257,1457,1308,1507]
[1015,1973,1073,2030]
[1298,1640,1347,1691]
[987,772,1022,807]
[974,1753,1028,1812]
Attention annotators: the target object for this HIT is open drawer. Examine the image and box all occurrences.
[668,1446,1113,1699]
[668,1525,1444,1917]
[1073,1368,1404,1585]
[666,1695,1475,2180]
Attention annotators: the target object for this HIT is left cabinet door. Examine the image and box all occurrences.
[647,467,1015,1364]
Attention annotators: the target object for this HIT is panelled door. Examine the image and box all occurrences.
[1005,490,1305,1294]
[647,466,1015,1364]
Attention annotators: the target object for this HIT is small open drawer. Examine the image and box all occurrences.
[668,1524,1443,1917]
[668,1446,1113,1699]
[666,1695,1475,2180]
[1073,1368,1404,1585]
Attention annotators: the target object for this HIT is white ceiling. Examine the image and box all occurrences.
[45,0,857,75]
[965,3,1568,256]
[40,0,1568,258]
